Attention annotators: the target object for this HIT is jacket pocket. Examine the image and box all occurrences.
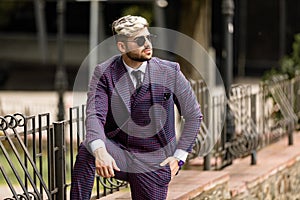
[106,128,120,138]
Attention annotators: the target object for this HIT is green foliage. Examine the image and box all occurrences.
[0,2,26,27]
[262,68,279,81]
[281,57,296,78]
[280,34,300,77]
[263,33,300,80]
[121,5,153,26]
[291,34,300,64]
[281,33,300,78]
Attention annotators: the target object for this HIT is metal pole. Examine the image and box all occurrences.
[55,0,68,121]
[89,0,99,80]
[237,0,247,77]
[53,121,65,200]
[222,0,235,166]
[153,0,168,59]
[222,0,234,95]
[34,0,48,64]
[279,0,286,60]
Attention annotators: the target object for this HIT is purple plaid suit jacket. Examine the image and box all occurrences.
[83,55,202,165]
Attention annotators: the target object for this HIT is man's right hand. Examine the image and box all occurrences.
[93,147,120,178]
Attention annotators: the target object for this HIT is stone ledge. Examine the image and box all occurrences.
[97,171,229,200]
[167,171,229,200]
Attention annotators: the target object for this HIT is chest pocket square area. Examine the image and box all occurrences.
[163,93,172,101]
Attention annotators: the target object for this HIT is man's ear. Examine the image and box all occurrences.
[117,41,126,53]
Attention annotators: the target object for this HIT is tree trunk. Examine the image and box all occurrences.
[177,0,212,80]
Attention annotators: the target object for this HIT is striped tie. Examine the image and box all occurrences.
[132,70,143,90]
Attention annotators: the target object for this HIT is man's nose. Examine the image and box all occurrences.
[144,37,152,47]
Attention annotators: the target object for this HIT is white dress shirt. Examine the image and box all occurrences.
[123,60,147,88]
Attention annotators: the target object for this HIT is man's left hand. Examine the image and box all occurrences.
[160,157,180,179]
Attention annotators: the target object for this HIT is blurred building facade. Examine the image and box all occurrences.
[0,0,299,90]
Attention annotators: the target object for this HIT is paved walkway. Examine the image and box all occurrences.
[224,131,300,197]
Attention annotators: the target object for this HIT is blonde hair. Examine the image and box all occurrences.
[112,15,149,38]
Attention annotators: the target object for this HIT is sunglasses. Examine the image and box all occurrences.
[125,34,157,47]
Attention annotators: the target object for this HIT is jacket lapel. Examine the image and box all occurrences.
[149,59,168,133]
[149,59,167,107]
[111,57,134,113]
[111,57,168,129]
[148,59,171,149]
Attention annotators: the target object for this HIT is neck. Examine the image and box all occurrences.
[122,55,143,69]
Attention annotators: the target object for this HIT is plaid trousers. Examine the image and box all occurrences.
[70,144,170,200]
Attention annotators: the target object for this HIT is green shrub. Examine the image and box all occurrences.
[280,33,300,78]
[263,33,300,80]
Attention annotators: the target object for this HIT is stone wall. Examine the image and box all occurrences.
[232,157,300,200]
[192,181,230,200]
[189,156,300,200]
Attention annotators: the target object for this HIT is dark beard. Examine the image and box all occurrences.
[126,51,151,62]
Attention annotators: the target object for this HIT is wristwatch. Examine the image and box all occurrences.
[176,159,185,175]
[178,160,185,168]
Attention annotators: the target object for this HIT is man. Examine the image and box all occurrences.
[71,15,202,200]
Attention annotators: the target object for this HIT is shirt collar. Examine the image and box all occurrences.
[123,60,147,74]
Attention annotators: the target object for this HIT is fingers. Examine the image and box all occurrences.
[95,160,118,178]
[169,160,179,178]
[112,160,121,171]
[94,148,120,178]
[96,165,115,178]
[160,157,180,178]
[167,158,177,178]
[160,157,173,166]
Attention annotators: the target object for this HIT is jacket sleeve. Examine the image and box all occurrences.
[173,63,203,153]
[85,64,109,146]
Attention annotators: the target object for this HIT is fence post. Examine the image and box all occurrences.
[288,125,294,145]
[203,154,211,170]
[250,93,257,165]
[288,79,294,146]
[54,121,65,200]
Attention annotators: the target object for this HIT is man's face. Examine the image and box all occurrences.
[124,27,153,62]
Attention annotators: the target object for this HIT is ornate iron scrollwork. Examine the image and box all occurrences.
[99,177,128,190]
[0,116,8,131]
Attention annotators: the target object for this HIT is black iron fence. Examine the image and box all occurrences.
[188,73,300,169]
[0,73,299,199]
[0,106,128,200]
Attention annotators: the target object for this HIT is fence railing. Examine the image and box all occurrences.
[188,73,299,169]
[0,73,299,199]
[0,107,128,200]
